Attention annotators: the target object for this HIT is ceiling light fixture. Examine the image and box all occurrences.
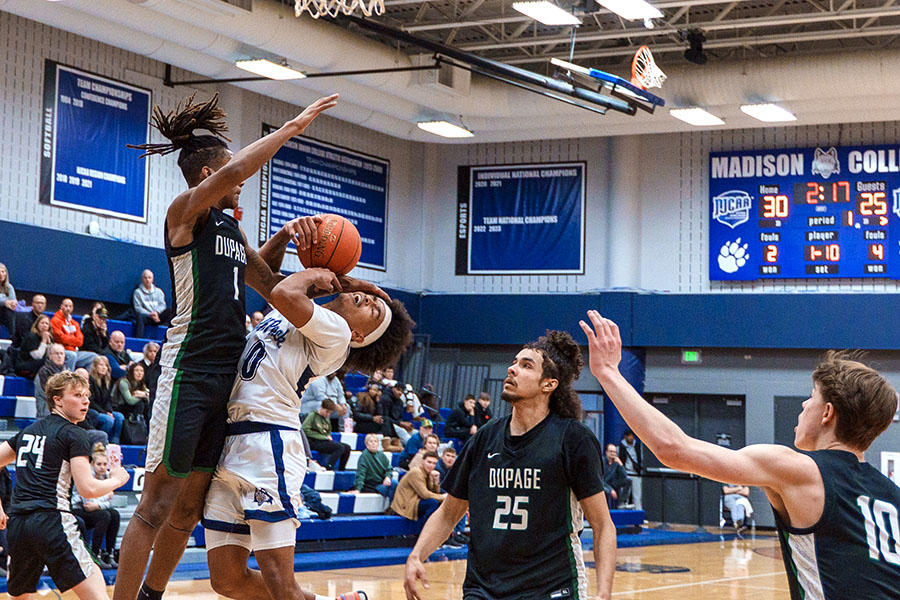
[683,30,707,65]
[417,120,475,138]
[512,1,581,26]
[669,107,724,126]
[597,0,662,20]
[740,103,797,122]
[235,59,306,80]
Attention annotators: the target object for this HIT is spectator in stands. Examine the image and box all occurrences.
[105,330,132,380]
[391,451,445,523]
[51,297,97,370]
[116,362,150,421]
[602,443,632,509]
[139,342,160,404]
[475,392,492,429]
[71,443,122,570]
[398,420,434,470]
[300,372,347,430]
[81,304,110,355]
[352,433,397,501]
[445,394,477,444]
[89,356,123,444]
[13,294,45,348]
[619,429,643,510]
[0,262,17,342]
[132,269,170,338]
[353,382,387,435]
[382,381,414,444]
[722,484,754,532]
[408,433,441,471]
[34,343,67,419]
[73,367,109,449]
[418,384,442,421]
[302,399,351,471]
[435,446,456,481]
[249,311,264,329]
[14,314,52,377]
[379,366,397,392]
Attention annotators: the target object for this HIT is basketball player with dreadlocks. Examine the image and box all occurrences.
[404,331,617,600]
[117,93,386,600]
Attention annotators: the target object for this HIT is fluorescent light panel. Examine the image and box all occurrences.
[597,0,662,20]
[669,107,724,126]
[740,103,796,122]
[417,121,474,138]
[235,59,305,80]
[512,1,581,25]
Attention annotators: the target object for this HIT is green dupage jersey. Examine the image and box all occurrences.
[442,413,606,600]
[775,449,900,599]
[160,207,247,374]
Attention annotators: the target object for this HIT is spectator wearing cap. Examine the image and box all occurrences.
[132,269,170,338]
[397,420,434,470]
[13,294,46,348]
[475,392,493,429]
[81,303,110,354]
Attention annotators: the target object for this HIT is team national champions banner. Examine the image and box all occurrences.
[40,60,151,222]
[456,163,586,275]
[259,126,388,271]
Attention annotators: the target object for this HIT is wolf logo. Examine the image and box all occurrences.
[254,487,274,506]
[712,190,752,229]
[811,147,840,179]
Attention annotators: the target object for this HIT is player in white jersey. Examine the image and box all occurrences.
[202,265,415,600]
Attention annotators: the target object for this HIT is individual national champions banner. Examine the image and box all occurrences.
[40,60,151,222]
[456,163,586,275]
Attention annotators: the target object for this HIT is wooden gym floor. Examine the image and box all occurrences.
[26,531,791,600]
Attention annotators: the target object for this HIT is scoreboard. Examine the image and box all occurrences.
[709,144,900,280]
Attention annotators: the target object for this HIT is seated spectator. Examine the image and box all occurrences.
[249,311,264,329]
[398,420,434,470]
[722,484,754,532]
[73,367,109,448]
[418,384,442,421]
[390,451,445,523]
[132,269,170,338]
[105,330,132,379]
[353,382,388,435]
[89,356,123,444]
[302,399,351,471]
[13,293,45,348]
[51,297,97,370]
[81,303,110,354]
[352,433,397,501]
[35,343,67,419]
[378,367,397,394]
[602,443,632,509]
[300,372,348,430]
[71,443,121,569]
[139,342,161,403]
[475,392,492,428]
[435,446,457,481]
[382,381,414,444]
[407,433,441,471]
[116,362,150,422]
[14,314,52,377]
[445,394,477,444]
[0,262,17,341]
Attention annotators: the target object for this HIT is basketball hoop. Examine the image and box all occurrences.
[631,46,666,90]
[294,0,384,19]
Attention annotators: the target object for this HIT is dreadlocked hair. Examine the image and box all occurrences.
[344,299,415,375]
[525,330,585,420]
[127,92,231,185]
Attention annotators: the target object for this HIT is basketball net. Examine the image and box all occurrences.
[294,0,384,18]
[631,46,666,90]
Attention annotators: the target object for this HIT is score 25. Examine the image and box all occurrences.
[858,192,887,215]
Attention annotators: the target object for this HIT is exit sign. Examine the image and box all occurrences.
[681,349,702,364]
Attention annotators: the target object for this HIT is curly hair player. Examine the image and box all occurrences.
[580,310,900,599]
[404,331,617,600]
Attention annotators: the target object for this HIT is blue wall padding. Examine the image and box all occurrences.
[603,348,645,448]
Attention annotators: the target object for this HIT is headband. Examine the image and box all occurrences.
[350,298,392,348]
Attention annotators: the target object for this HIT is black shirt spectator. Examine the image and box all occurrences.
[0,262,17,342]
[105,331,131,380]
[354,384,387,435]
[445,395,477,443]
[12,294,46,348]
[81,305,110,354]
[14,315,52,378]
[139,342,161,404]
[475,392,493,429]
[35,344,67,419]
[89,358,116,415]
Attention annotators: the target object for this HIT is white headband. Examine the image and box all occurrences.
[349,298,392,348]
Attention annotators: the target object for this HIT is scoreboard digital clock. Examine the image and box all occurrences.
[709,144,900,280]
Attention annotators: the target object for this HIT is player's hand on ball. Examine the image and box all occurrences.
[579,310,623,379]
[283,216,323,252]
[288,94,339,134]
[337,276,391,302]
[403,555,429,600]
[304,268,343,298]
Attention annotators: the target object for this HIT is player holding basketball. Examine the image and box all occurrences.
[202,259,414,600]
[404,331,617,600]
[580,310,900,599]
[117,92,376,600]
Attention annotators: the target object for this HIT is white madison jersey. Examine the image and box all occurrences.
[228,305,351,430]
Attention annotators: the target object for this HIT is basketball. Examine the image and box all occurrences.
[299,214,362,276]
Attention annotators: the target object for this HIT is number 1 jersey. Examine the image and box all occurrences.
[442,413,606,600]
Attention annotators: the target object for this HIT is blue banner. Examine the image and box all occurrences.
[259,126,388,271]
[710,145,900,280]
[39,61,151,222]
[456,163,585,275]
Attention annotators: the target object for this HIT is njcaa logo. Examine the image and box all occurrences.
[893,188,900,218]
[812,147,840,179]
[712,190,752,229]
[253,488,274,506]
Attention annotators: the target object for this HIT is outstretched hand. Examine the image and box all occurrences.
[303,268,343,298]
[338,276,391,303]
[403,555,429,600]
[578,310,623,381]
[282,215,323,252]
[288,94,339,135]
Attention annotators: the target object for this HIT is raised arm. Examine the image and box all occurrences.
[269,268,343,329]
[258,216,323,272]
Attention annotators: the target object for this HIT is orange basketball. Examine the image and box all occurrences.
[299,214,362,276]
